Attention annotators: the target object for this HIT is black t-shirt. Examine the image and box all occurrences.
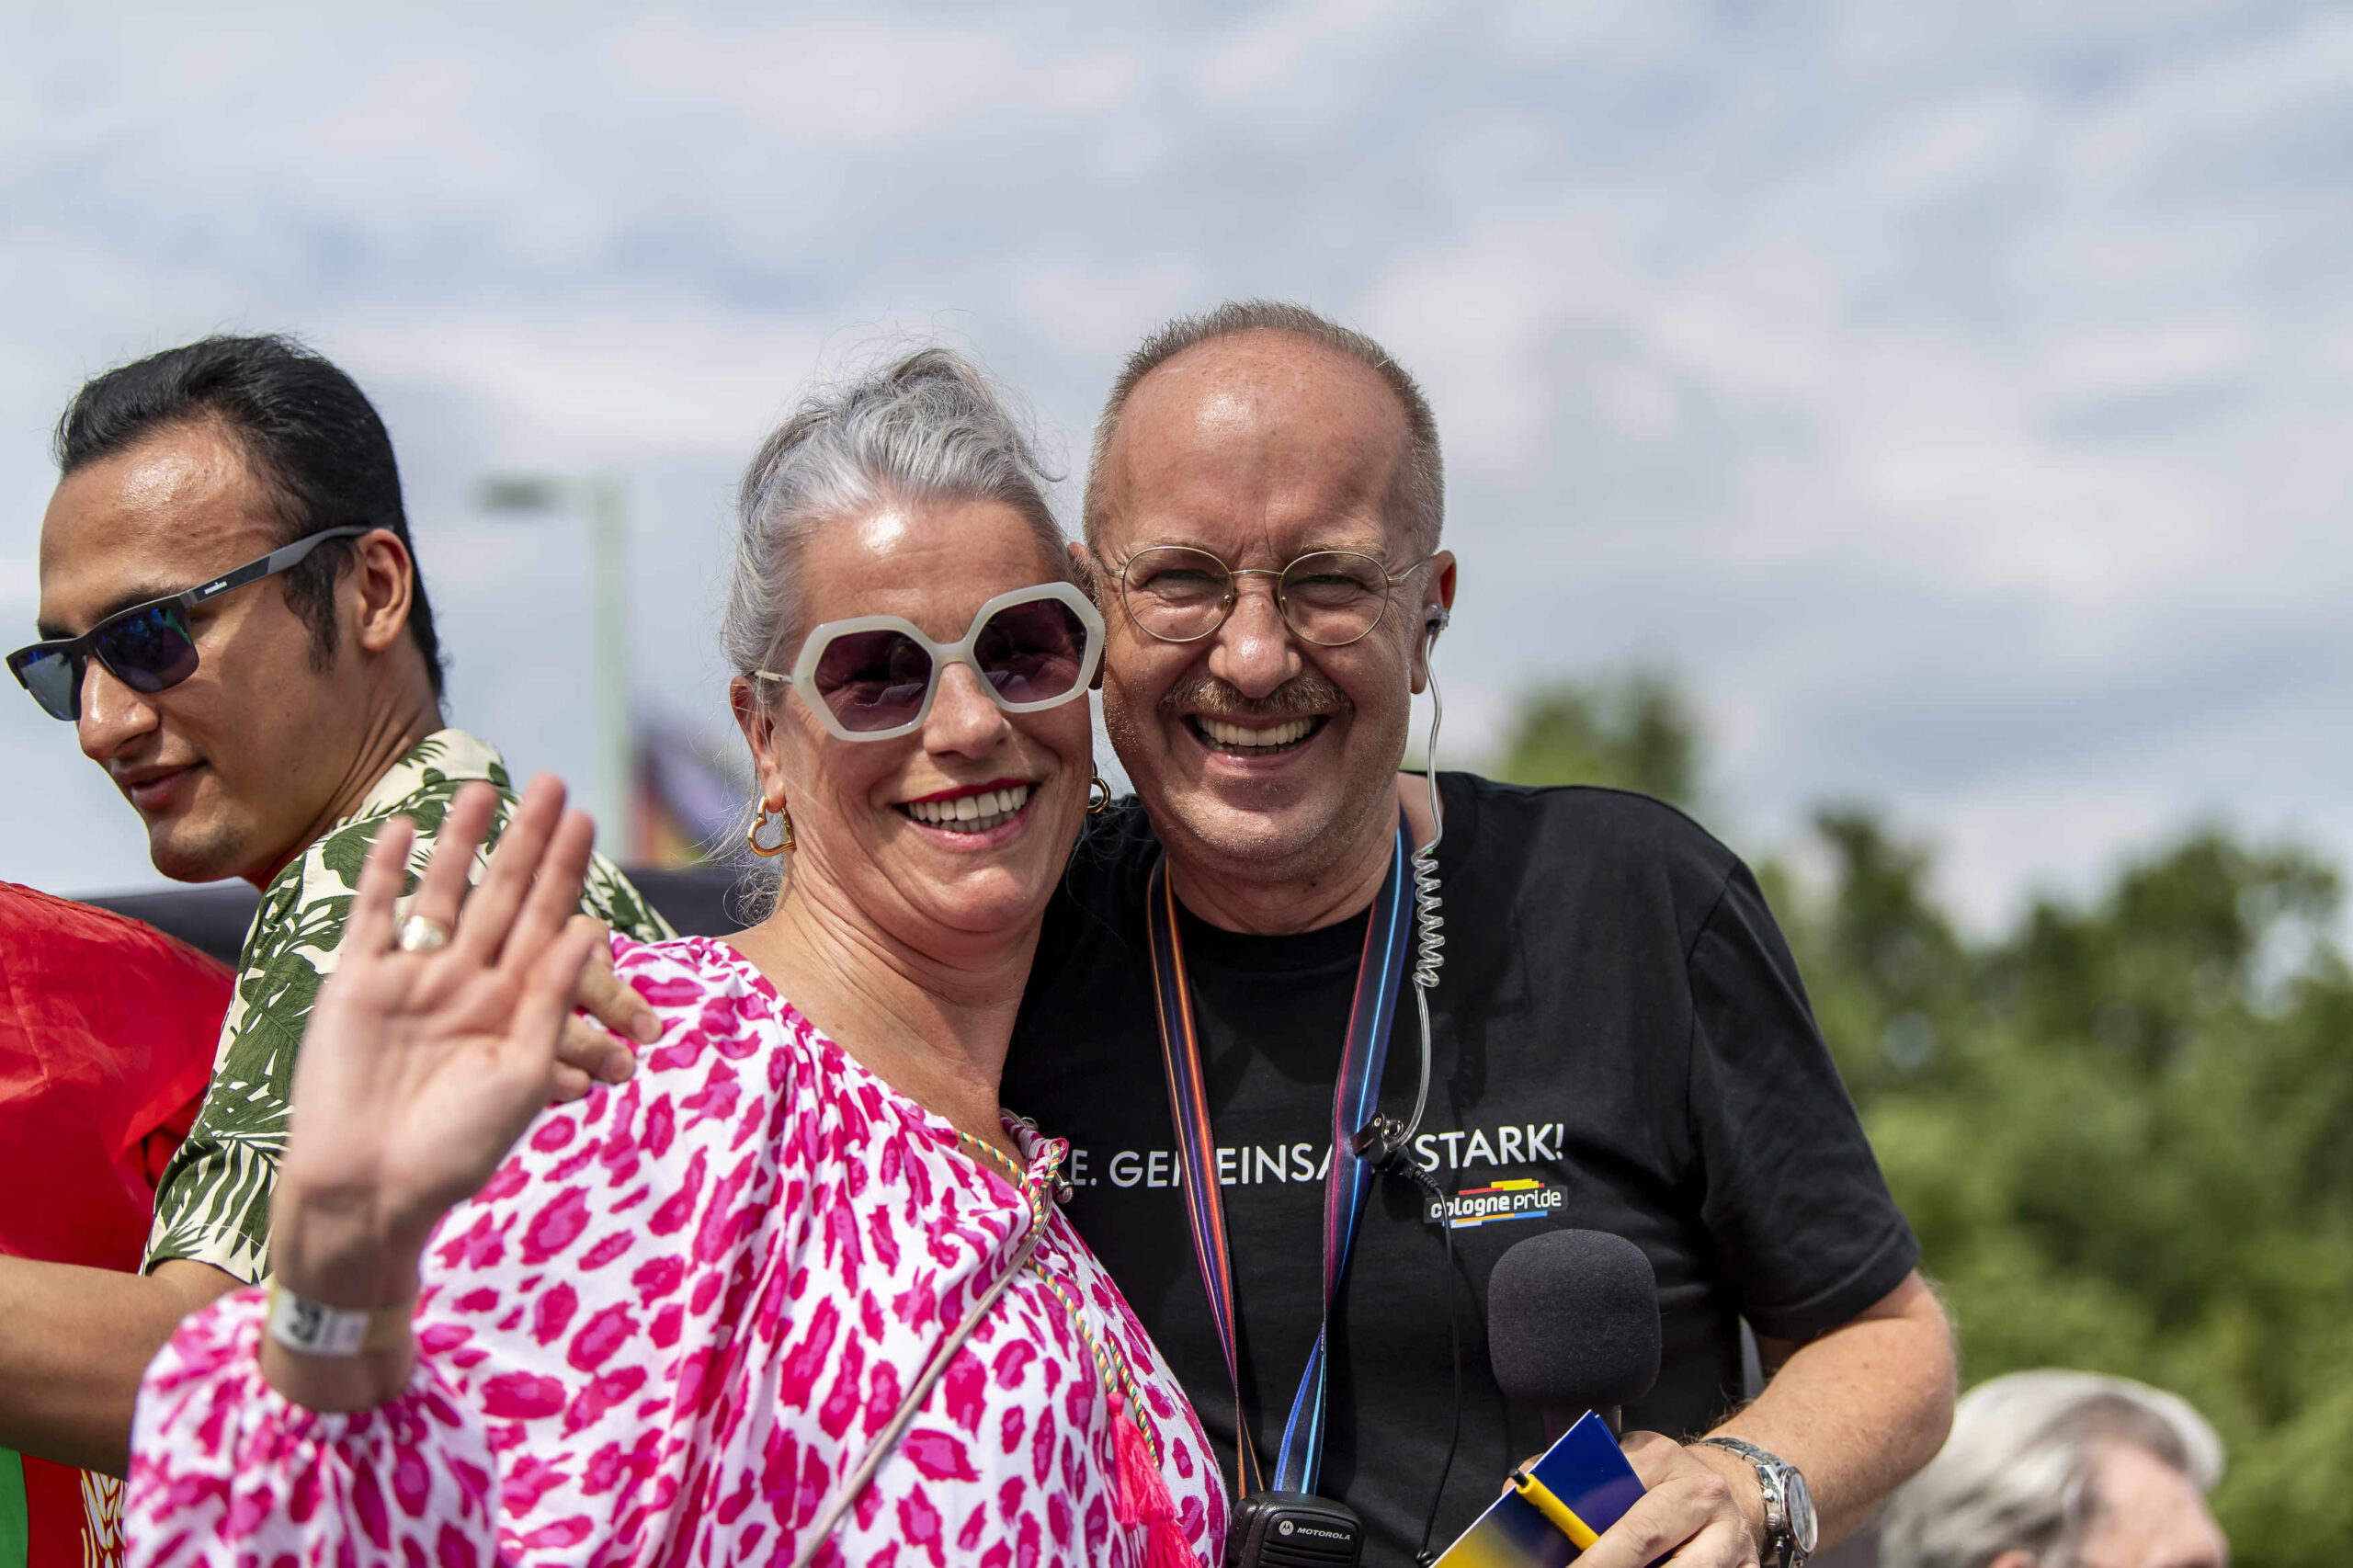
[1003,773,1918,1565]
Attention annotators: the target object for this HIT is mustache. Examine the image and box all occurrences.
[1158,671,1350,720]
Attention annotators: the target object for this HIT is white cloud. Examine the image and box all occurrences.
[2,0,2347,936]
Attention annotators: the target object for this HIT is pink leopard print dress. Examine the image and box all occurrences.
[125,936,1228,1567]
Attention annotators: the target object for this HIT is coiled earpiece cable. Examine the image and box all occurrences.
[1350,613,1467,1563]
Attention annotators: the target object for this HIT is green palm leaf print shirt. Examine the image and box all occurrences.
[142,729,674,1285]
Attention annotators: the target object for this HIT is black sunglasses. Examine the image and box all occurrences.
[8,527,373,721]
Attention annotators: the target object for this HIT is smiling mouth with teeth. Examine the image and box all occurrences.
[1190,715,1324,756]
[899,782,1034,833]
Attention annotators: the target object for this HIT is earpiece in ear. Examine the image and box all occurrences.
[1425,608,1450,634]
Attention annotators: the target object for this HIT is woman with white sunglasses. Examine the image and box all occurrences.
[123,350,1225,1568]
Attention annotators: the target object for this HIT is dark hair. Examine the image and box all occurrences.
[53,334,446,698]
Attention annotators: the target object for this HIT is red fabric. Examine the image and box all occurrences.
[0,881,229,1568]
[18,1453,108,1565]
[0,881,230,1272]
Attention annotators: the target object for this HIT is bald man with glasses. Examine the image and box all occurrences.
[1003,301,1958,1568]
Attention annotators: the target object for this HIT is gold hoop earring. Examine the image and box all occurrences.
[1087,772,1113,815]
[746,803,795,857]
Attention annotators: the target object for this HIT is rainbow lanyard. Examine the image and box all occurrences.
[1143,816,1415,1499]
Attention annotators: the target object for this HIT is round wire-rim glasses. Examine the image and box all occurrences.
[1112,544,1439,647]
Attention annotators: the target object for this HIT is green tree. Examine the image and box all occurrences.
[1775,815,2353,1566]
[1489,669,1701,809]
[1492,674,2353,1564]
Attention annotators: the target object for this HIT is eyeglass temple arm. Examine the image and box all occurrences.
[188,526,373,608]
[1388,551,1443,585]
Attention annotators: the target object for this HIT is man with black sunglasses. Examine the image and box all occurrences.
[1003,301,1959,1568]
[0,335,670,1513]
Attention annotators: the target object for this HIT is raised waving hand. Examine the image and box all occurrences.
[262,777,607,1408]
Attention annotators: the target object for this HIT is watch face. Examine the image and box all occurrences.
[1784,1466,1819,1554]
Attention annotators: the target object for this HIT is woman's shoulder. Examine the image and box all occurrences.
[604,933,816,1074]
[442,936,811,1266]
[610,931,765,998]
[601,934,958,1160]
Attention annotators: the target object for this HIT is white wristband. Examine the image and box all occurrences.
[265,1280,410,1358]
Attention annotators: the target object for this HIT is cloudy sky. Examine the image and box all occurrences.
[4,0,2347,931]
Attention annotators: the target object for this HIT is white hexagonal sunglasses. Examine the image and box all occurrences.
[756,581,1104,743]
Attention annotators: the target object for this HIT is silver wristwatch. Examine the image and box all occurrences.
[1698,1437,1818,1568]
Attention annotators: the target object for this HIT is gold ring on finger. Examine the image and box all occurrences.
[395,915,453,954]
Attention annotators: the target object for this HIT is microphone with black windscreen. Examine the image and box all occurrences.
[1486,1229,1662,1438]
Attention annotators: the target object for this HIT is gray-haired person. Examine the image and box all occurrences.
[1879,1371,2227,1568]
[1003,299,1956,1568]
[119,347,1227,1568]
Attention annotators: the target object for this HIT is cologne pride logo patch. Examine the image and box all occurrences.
[1426,1176,1567,1230]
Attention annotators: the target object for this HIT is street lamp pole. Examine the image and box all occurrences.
[478,473,634,849]
[587,476,632,855]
